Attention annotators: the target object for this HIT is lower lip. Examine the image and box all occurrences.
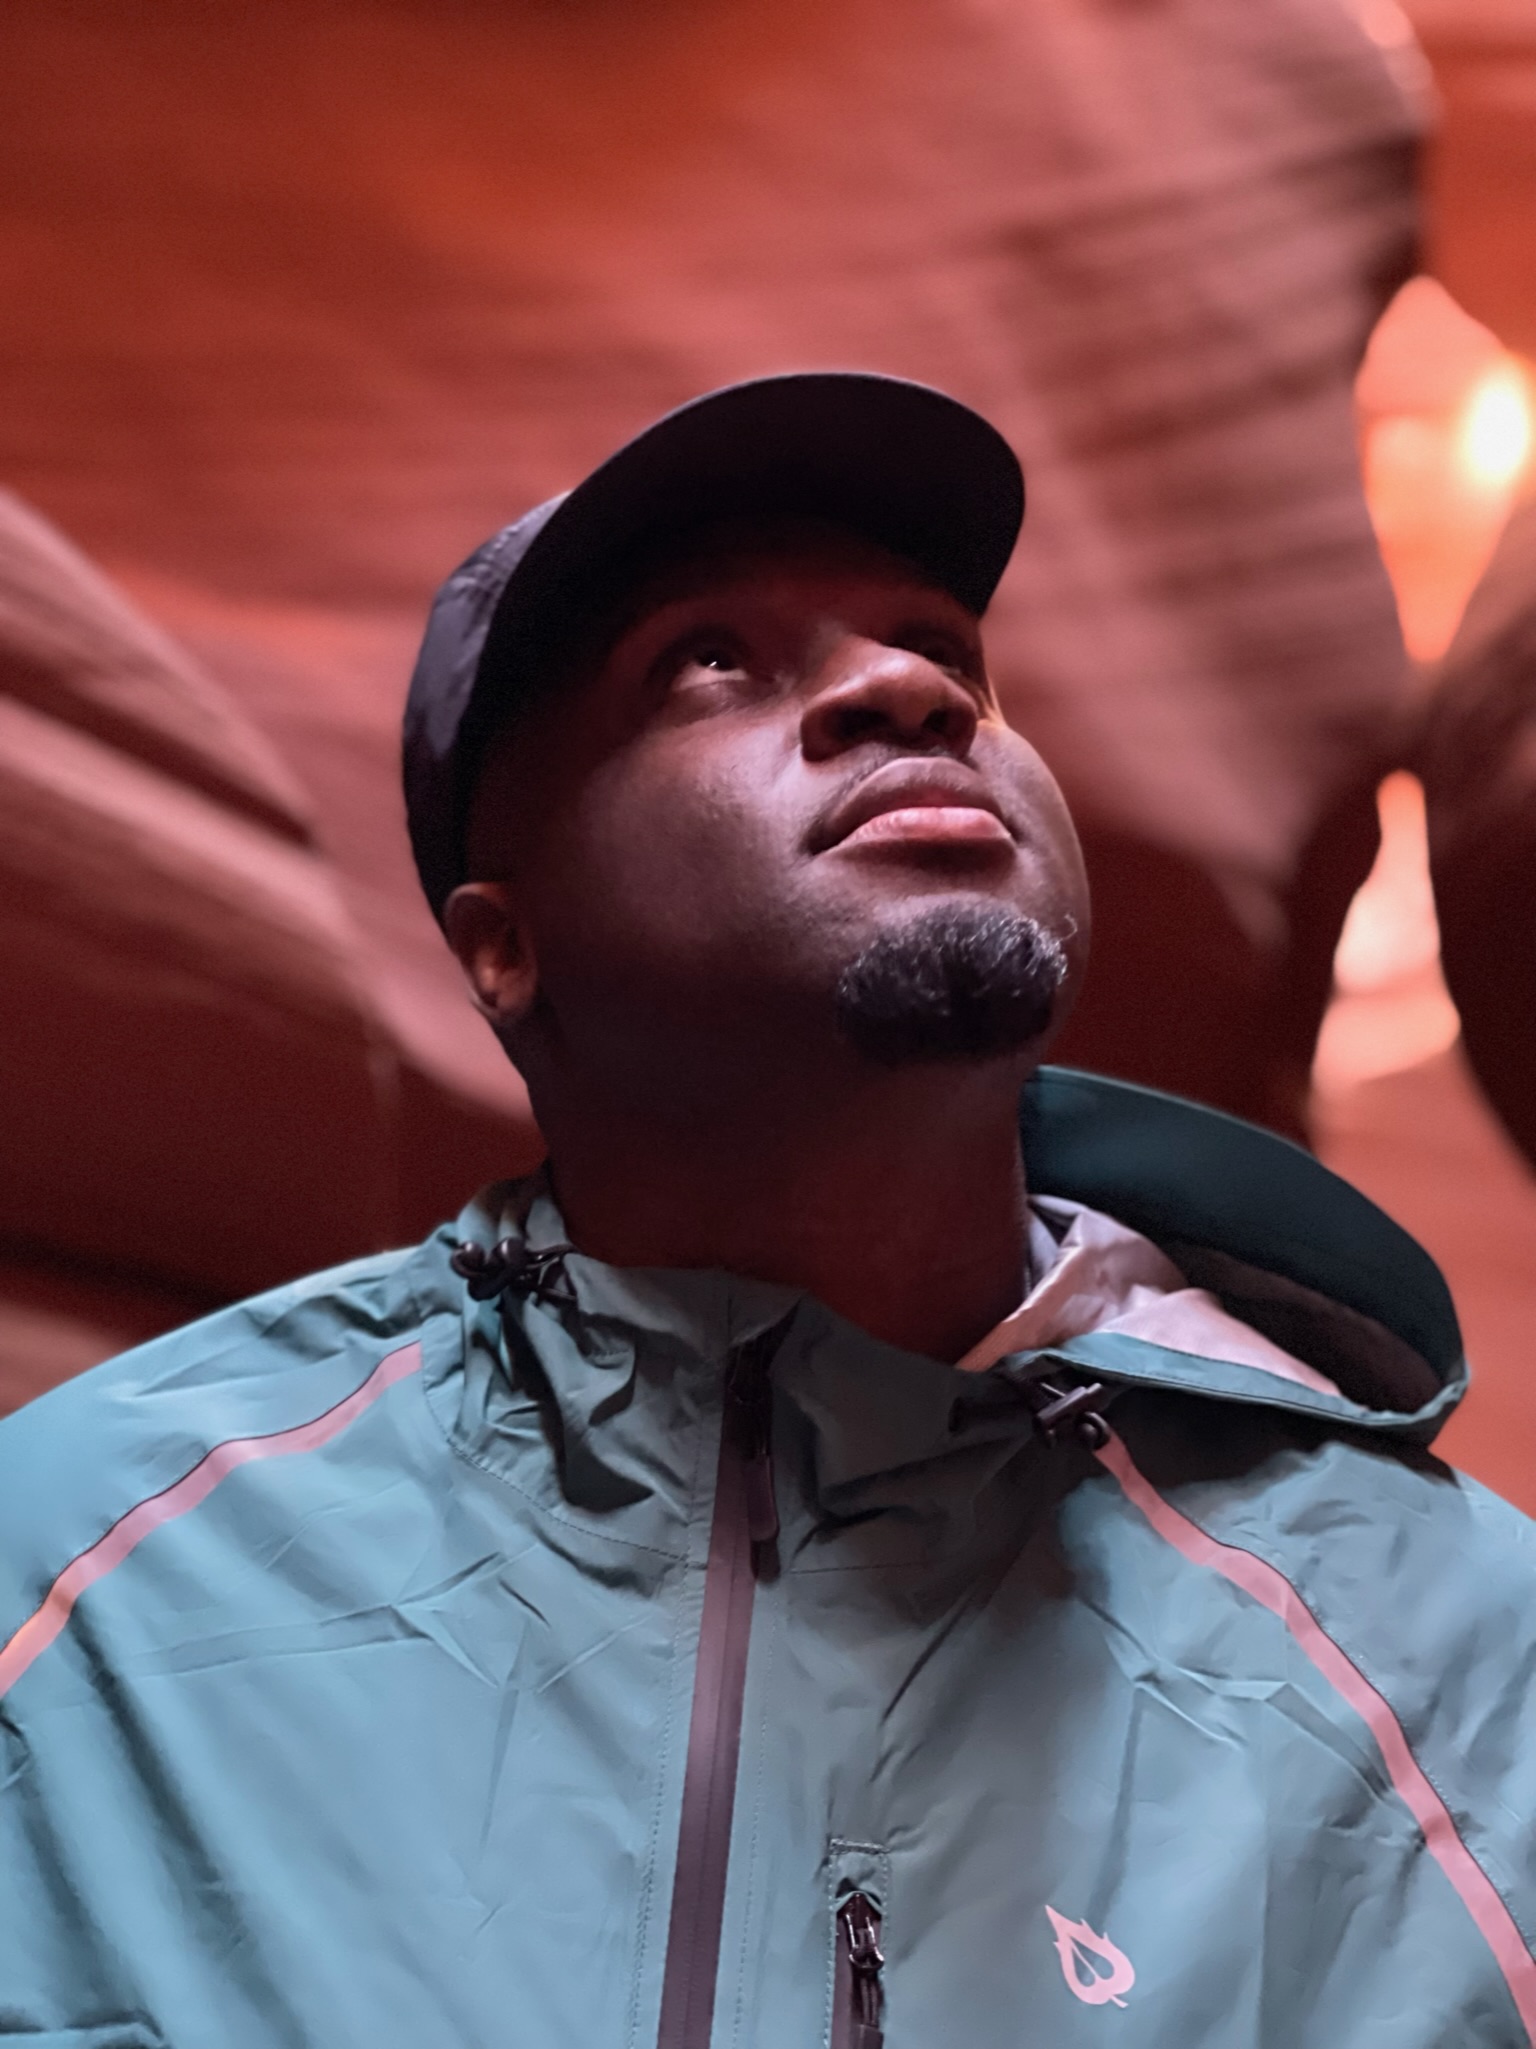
[835,805,1013,849]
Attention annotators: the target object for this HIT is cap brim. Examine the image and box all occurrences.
[476,371,1024,715]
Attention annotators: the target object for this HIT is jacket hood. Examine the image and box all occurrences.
[1019,1068,1463,1440]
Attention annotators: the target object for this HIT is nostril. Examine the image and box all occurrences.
[801,653,982,759]
[833,705,890,744]
[922,699,979,753]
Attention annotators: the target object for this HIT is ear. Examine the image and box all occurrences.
[442,882,540,1032]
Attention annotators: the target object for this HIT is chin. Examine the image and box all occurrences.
[831,900,1072,1066]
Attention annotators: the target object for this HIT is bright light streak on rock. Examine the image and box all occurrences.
[1459,368,1532,492]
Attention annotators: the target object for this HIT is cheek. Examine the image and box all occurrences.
[527,739,790,970]
[993,739,1091,921]
[1036,771,1089,904]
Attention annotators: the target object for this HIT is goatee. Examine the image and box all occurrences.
[833,903,1069,1065]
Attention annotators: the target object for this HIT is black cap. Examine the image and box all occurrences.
[402,371,1025,922]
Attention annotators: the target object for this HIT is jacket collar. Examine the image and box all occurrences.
[442,1068,1465,1517]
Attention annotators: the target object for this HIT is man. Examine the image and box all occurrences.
[2,374,1533,2048]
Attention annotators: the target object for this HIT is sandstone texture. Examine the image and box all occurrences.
[0,0,1457,1388]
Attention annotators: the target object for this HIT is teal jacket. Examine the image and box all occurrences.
[3,1070,1535,2048]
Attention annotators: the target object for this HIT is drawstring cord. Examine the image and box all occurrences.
[950,1364,1113,1452]
[1013,1373,1110,1451]
[450,1237,577,1307]
[454,1238,1110,1452]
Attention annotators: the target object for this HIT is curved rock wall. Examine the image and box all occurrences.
[0,0,1428,1384]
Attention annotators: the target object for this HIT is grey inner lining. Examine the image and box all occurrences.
[1159,1239,1442,1414]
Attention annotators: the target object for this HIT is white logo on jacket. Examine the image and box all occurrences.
[1046,1906,1136,2008]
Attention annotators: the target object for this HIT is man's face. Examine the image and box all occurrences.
[459,518,1090,1088]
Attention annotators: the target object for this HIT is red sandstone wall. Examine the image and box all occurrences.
[0,490,538,1399]
[3,1,1523,1437]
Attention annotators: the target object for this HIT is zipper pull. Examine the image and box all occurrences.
[742,1443,779,1552]
[726,1321,788,1577]
[836,1892,885,2049]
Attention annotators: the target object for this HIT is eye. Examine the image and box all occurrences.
[651,629,756,705]
[688,643,740,674]
[901,628,983,683]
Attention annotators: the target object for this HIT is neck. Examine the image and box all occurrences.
[536,1057,1034,1362]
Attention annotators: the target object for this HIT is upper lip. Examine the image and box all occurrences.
[808,758,1013,852]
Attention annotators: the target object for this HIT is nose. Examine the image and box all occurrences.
[799,637,980,761]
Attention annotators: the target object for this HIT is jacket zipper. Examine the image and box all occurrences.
[655,1318,789,2049]
[833,1893,886,2049]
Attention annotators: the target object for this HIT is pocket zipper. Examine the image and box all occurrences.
[834,1891,885,2049]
